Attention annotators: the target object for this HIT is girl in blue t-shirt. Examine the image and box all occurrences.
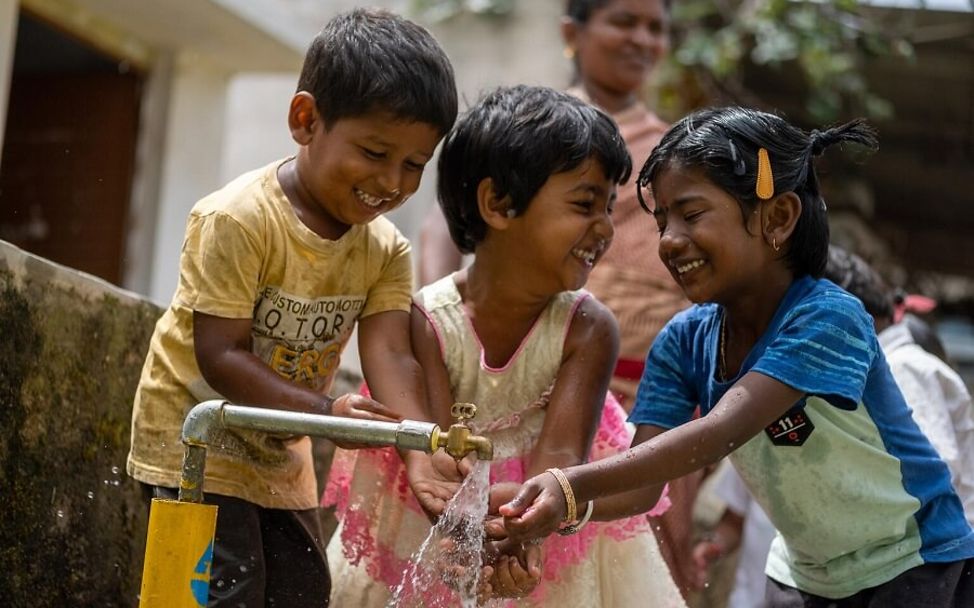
[499,106,974,606]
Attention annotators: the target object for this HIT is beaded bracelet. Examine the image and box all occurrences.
[545,467,577,524]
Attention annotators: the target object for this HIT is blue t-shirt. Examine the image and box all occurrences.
[629,276,974,598]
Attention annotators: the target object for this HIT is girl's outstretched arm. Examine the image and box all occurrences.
[589,424,668,521]
[500,370,803,541]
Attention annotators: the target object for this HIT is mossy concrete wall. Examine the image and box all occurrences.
[0,239,360,605]
[0,240,161,606]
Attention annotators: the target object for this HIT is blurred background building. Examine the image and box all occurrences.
[0,0,972,384]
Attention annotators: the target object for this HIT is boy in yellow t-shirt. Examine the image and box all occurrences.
[126,8,457,606]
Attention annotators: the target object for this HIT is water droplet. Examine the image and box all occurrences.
[215,580,226,589]
[87,491,95,499]
[56,510,64,518]
[239,565,249,573]
[111,465,120,475]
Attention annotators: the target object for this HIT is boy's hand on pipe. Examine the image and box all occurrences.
[329,393,402,422]
[327,393,403,449]
[498,473,566,542]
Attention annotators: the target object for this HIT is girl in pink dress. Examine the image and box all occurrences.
[324,85,684,607]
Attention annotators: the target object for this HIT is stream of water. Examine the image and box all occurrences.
[389,460,491,608]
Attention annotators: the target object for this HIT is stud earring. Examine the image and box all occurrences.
[563,47,575,60]
[505,209,516,219]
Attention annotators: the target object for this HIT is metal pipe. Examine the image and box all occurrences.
[178,400,495,502]
[220,404,441,452]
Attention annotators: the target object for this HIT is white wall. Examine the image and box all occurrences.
[0,0,19,163]
[149,55,233,304]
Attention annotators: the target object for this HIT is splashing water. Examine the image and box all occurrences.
[389,460,491,608]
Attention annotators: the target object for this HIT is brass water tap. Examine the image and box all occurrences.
[433,402,494,461]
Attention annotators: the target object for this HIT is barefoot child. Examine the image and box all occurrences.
[126,9,457,605]
[324,85,684,607]
[501,107,974,607]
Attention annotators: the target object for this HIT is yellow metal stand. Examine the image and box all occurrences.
[139,498,218,608]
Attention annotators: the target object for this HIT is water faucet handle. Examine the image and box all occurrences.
[450,402,477,423]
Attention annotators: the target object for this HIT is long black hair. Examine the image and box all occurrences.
[637,106,878,278]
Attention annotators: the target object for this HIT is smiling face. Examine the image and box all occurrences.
[566,0,670,99]
[288,97,442,238]
[507,157,616,293]
[651,164,770,305]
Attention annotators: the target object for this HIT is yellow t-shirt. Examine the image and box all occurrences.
[126,159,412,509]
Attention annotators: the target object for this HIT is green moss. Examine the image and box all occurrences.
[0,266,162,606]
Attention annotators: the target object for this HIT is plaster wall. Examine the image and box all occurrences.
[148,56,232,304]
[0,0,18,160]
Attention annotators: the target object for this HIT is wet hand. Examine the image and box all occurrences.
[484,482,520,540]
[498,473,566,543]
[485,539,543,599]
[406,451,462,521]
[327,394,402,449]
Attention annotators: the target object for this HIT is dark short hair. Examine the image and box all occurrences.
[638,106,878,278]
[296,8,457,134]
[823,245,894,321]
[564,0,671,22]
[438,85,631,253]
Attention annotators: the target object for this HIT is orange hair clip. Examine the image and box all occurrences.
[756,148,774,200]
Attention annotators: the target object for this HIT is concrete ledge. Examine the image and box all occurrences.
[0,239,161,605]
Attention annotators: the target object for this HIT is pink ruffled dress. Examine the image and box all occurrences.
[323,277,686,607]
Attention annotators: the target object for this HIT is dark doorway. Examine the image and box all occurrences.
[0,11,143,285]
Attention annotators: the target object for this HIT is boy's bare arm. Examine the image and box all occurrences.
[193,311,399,422]
[358,309,430,423]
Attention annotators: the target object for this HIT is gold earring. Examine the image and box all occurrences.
[772,235,780,252]
[563,47,575,60]
[756,148,774,200]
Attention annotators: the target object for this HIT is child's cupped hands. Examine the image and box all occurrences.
[484,538,543,599]
[498,473,567,543]
[405,450,466,521]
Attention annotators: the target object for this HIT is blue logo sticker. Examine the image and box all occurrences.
[190,541,213,605]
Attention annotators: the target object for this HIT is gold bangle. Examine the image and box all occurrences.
[545,467,577,524]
